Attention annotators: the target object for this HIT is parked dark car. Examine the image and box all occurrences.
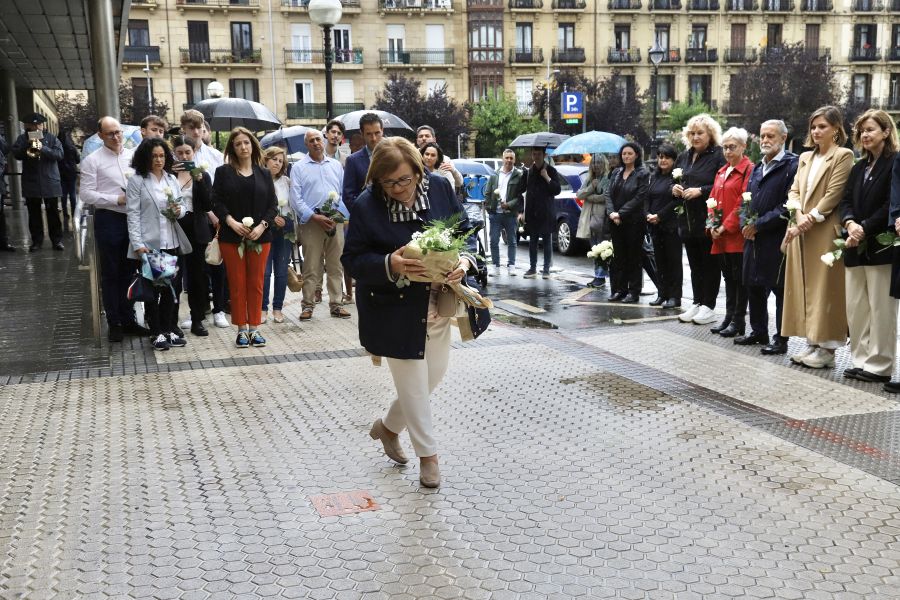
[517,163,589,256]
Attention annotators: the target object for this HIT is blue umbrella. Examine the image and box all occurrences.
[81,124,143,158]
[452,159,494,177]
[260,126,312,154]
[549,131,628,156]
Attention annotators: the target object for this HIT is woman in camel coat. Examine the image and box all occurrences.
[782,105,854,369]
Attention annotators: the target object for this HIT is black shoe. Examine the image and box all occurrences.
[53,241,64,251]
[843,367,862,380]
[649,296,664,306]
[0,244,14,252]
[29,243,41,252]
[734,333,768,346]
[122,322,151,336]
[608,291,627,302]
[719,323,744,338]
[167,332,187,347]
[171,325,184,338]
[587,277,606,288]
[710,318,732,334]
[108,324,124,343]
[855,370,892,383]
[761,341,788,355]
[662,298,681,309]
[191,322,209,337]
[621,293,639,303]
[884,381,900,393]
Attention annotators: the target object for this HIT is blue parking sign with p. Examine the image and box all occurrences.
[561,92,583,120]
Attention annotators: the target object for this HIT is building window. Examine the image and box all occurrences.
[558,23,575,50]
[851,74,870,104]
[427,79,447,96]
[615,25,631,50]
[334,79,355,103]
[515,23,532,51]
[186,78,215,106]
[132,77,151,117]
[805,24,820,51]
[616,75,636,102]
[128,20,150,47]
[889,73,900,107]
[387,24,405,63]
[730,24,746,49]
[231,22,253,59]
[766,24,783,48]
[470,72,502,103]
[688,74,711,104]
[469,21,503,62]
[295,80,313,104]
[689,25,707,49]
[657,74,674,103]
[516,78,533,114]
[654,25,669,50]
[230,78,259,102]
[188,21,210,63]
[854,24,877,50]
[333,26,353,63]
[892,24,900,50]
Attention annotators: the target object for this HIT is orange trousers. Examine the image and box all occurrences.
[220,241,271,327]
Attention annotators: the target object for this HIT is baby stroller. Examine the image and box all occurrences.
[462,198,489,288]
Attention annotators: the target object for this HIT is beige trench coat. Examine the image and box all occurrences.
[781,145,853,344]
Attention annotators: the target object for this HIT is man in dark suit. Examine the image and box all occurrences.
[0,131,13,251]
[342,112,384,212]
[11,113,64,251]
[734,119,798,354]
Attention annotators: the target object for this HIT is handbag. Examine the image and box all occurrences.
[127,272,156,303]
[287,266,303,292]
[205,231,223,265]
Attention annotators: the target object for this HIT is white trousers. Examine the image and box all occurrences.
[846,264,898,376]
[383,318,451,457]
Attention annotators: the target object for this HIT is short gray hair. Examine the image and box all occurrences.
[760,119,788,137]
[722,127,749,146]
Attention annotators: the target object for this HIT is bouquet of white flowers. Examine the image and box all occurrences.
[586,240,614,271]
[316,191,345,237]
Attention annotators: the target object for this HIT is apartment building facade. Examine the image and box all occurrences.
[125,0,900,127]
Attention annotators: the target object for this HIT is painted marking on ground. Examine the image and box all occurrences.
[498,299,547,314]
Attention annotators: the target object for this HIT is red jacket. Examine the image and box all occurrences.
[709,155,753,254]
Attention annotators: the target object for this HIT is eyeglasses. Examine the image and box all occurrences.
[104,130,124,137]
[381,175,415,190]
[722,144,741,151]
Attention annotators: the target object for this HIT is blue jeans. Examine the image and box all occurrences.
[262,234,292,311]
[489,212,518,267]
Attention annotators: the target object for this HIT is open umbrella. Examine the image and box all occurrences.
[334,109,413,136]
[81,124,143,158]
[452,159,495,177]
[191,98,282,132]
[508,132,570,149]
[549,131,627,156]
[260,126,312,154]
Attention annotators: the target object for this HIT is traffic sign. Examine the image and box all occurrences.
[561,91,583,120]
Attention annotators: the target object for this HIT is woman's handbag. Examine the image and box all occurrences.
[287,266,303,292]
[205,232,223,265]
[127,272,156,303]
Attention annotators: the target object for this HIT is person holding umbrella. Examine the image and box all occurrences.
[522,146,561,279]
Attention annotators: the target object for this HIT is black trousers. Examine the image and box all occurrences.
[527,226,553,273]
[0,193,8,246]
[747,282,784,341]
[94,209,139,327]
[719,252,748,323]
[174,215,210,322]
[144,249,179,337]
[683,237,720,308]
[609,220,645,296]
[650,226,683,299]
[26,196,62,245]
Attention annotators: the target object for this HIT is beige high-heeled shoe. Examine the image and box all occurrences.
[369,419,408,464]
[419,458,440,488]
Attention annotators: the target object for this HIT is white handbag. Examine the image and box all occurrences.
[205,234,223,265]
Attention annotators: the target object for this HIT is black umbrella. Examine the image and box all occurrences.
[191,98,282,132]
[509,132,571,149]
[334,109,413,136]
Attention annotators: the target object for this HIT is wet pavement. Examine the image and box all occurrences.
[2,205,900,599]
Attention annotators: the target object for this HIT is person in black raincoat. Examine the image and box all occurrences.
[11,112,64,251]
[521,146,561,279]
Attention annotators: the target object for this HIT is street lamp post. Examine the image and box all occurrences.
[545,54,560,130]
[648,40,665,160]
[308,0,344,122]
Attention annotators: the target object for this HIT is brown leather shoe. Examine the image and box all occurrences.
[330,306,351,319]
[299,308,313,320]
[368,419,408,464]
[419,458,440,488]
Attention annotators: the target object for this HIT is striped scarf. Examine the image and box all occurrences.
[386,176,430,223]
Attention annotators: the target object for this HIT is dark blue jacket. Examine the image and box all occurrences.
[742,151,798,287]
[342,147,370,212]
[12,130,63,198]
[840,152,893,267]
[341,173,476,360]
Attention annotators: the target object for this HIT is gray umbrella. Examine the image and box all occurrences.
[191,98,282,132]
[508,132,571,149]
[334,109,413,136]
[260,126,312,154]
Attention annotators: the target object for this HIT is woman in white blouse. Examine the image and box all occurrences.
[261,146,293,324]
[419,142,456,189]
[126,138,192,351]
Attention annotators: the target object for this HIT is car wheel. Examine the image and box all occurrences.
[556,219,574,255]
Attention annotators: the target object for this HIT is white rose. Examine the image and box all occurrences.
[587,250,598,259]
[742,192,752,202]
[820,253,835,267]
[599,241,613,252]
[328,190,338,201]
[785,199,802,211]
[277,197,288,208]
[672,168,683,179]
[494,189,500,195]
[706,198,718,209]
[242,217,254,228]
[600,249,613,260]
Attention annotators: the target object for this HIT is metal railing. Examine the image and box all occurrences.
[124,46,162,64]
[509,0,542,7]
[180,48,262,64]
[509,47,544,64]
[852,0,883,9]
[552,0,586,7]
[649,0,682,8]
[377,49,455,65]
[724,47,757,62]
[552,47,586,63]
[378,0,453,8]
[849,47,882,61]
[176,0,260,6]
[469,48,504,63]
[649,48,681,63]
[801,47,831,61]
[74,202,102,347]
[685,48,718,62]
[608,47,641,63]
[467,0,503,6]
[889,47,900,61]
[801,0,831,9]
[608,0,641,7]
[283,48,364,65]
[725,0,757,9]
[286,102,365,120]
[687,0,719,8]
[281,0,361,6]
[761,0,794,10]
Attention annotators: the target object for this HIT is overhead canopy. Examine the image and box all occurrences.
[0,0,129,90]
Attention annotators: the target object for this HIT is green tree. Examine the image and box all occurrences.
[469,93,543,158]
[55,81,171,138]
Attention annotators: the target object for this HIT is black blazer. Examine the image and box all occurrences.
[674,145,726,239]
[211,163,278,244]
[840,153,894,267]
[647,170,678,232]
[178,172,214,245]
[608,165,649,223]
[341,173,477,360]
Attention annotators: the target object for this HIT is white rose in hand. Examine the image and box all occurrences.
[242,217,254,228]
[784,199,802,212]
[820,253,835,267]
[706,198,718,209]
[742,192,752,201]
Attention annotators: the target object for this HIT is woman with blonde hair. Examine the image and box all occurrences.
[673,113,726,325]
[342,137,479,488]
[211,127,278,348]
[261,146,293,324]
[839,109,897,383]
[782,106,854,369]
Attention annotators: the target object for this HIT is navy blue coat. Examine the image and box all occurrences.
[342,147,370,212]
[341,173,476,360]
[742,151,798,287]
[11,130,64,198]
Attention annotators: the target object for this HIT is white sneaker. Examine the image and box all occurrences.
[491,265,501,277]
[678,304,700,322]
[179,317,192,329]
[213,311,229,328]
[691,306,717,325]
[507,265,516,277]
[790,345,819,365]
[800,347,835,369]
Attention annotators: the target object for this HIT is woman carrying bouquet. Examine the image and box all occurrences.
[261,147,293,325]
[576,154,610,288]
[211,127,277,348]
[645,143,682,308]
[607,142,649,303]
[342,137,478,489]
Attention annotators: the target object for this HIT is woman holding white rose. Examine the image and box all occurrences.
[261,147,293,324]
[782,106,854,369]
[211,127,278,348]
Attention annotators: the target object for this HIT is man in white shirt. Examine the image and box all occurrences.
[180,110,224,183]
[80,116,148,342]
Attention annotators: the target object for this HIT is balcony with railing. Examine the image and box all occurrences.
[852,0,883,9]
[891,0,900,10]
[685,47,718,62]
[553,47,587,63]
[724,47,757,63]
[286,102,365,121]
[686,0,719,9]
[608,0,642,9]
[761,0,794,11]
[281,0,361,11]
[608,47,641,63]
[283,48,364,67]
[124,46,162,65]
[649,0,683,8]
[724,0,757,9]
[467,0,504,7]
[801,0,831,9]
[379,0,453,11]
[552,0,587,8]
[888,47,900,61]
[508,0,542,8]
[649,48,682,63]
[884,96,900,110]
[760,46,788,61]
[180,48,262,65]
[801,47,831,61]
[509,47,544,64]
[469,48,504,63]
[176,0,260,8]
[378,48,455,67]
[849,46,882,61]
